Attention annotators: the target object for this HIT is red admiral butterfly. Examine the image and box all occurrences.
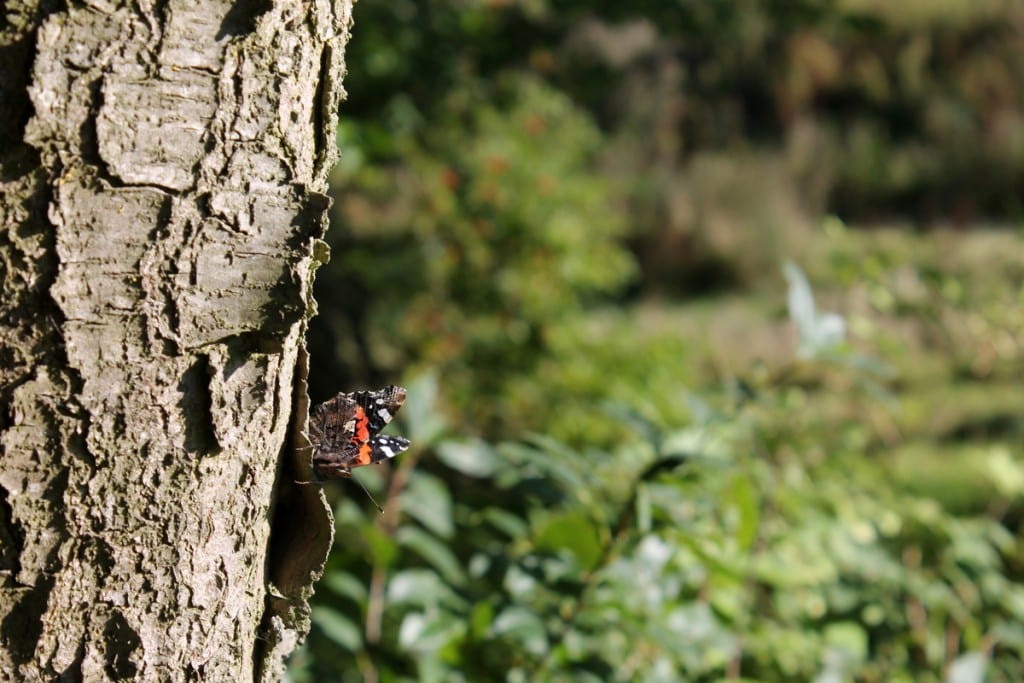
[309,385,411,480]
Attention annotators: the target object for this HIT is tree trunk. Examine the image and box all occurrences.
[1,0,350,679]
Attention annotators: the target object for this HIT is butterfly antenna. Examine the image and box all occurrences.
[352,476,384,514]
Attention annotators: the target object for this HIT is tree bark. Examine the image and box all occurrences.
[1,0,349,679]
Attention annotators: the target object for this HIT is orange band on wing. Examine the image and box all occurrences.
[351,409,371,444]
[352,442,373,467]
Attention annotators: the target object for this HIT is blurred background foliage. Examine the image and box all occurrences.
[293,1,1024,681]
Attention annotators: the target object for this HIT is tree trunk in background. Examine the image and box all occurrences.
[0,0,349,679]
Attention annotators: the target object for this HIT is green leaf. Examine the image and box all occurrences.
[483,507,530,539]
[400,471,454,539]
[388,569,458,608]
[396,525,467,586]
[636,483,652,534]
[364,525,399,568]
[533,509,603,572]
[469,601,494,639]
[503,563,539,598]
[944,652,988,683]
[727,473,760,552]
[499,440,585,493]
[322,570,368,604]
[490,607,549,656]
[400,372,448,445]
[659,426,732,462]
[824,622,868,663]
[311,606,362,652]
[436,438,501,478]
[985,446,1024,498]
[399,609,468,654]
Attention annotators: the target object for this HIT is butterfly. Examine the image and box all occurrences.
[308,385,411,480]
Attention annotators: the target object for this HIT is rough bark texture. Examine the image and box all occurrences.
[0,0,349,679]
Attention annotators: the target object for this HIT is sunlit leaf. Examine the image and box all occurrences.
[824,622,868,662]
[387,569,465,613]
[727,473,760,552]
[503,563,539,598]
[398,609,467,654]
[490,607,549,656]
[436,438,501,478]
[783,260,846,358]
[944,651,988,683]
[659,426,732,462]
[985,446,1024,498]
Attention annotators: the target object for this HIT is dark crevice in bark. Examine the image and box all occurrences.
[102,611,141,680]
[148,1,168,68]
[179,354,219,454]
[150,197,181,356]
[293,192,332,247]
[0,143,41,181]
[259,346,332,679]
[312,45,330,174]
[0,577,51,665]
[0,0,65,147]
[217,0,272,39]
[80,77,104,171]
[0,36,36,144]
[0,489,22,575]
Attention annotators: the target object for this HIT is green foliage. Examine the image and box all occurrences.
[292,339,1024,681]
[298,2,1024,681]
[313,0,1024,436]
[296,224,1024,680]
[316,72,634,434]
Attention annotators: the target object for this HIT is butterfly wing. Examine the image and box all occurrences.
[348,385,407,435]
[310,386,410,479]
